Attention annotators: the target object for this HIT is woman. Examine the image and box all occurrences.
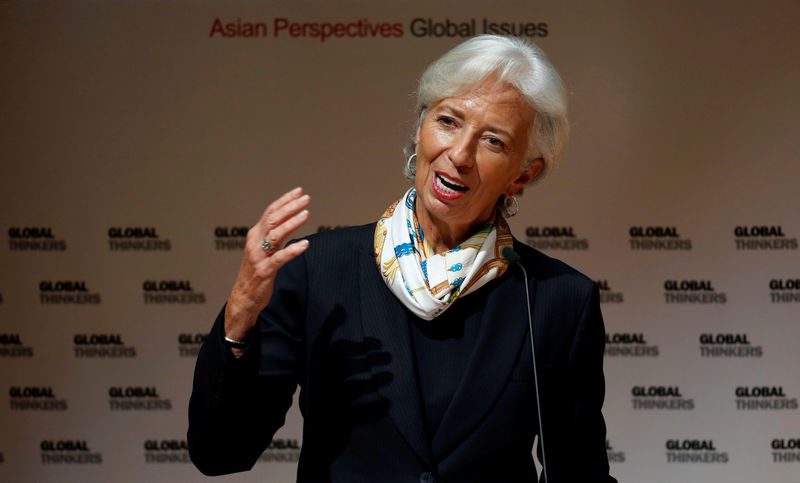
[189,35,615,482]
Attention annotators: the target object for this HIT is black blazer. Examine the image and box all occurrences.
[188,223,616,482]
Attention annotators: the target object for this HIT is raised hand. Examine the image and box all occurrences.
[224,187,311,348]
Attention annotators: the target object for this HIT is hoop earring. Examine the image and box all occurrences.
[503,195,520,217]
[405,153,417,176]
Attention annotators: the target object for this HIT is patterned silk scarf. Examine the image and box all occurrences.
[374,188,514,320]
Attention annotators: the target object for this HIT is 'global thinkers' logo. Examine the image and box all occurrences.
[40,440,102,465]
[663,280,726,304]
[214,226,248,250]
[144,440,190,464]
[631,386,693,410]
[605,333,658,357]
[108,227,171,251]
[629,226,691,250]
[39,281,101,305]
[699,333,762,358]
[258,438,301,463]
[771,438,800,463]
[525,226,588,251]
[0,334,33,358]
[109,386,171,411]
[8,227,66,251]
[9,387,67,411]
[73,334,136,358]
[142,280,205,304]
[734,225,797,250]
[596,280,624,304]
[177,333,207,358]
[770,278,800,303]
[666,439,728,463]
[735,386,798,411]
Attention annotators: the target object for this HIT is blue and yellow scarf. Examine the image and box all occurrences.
[375,188,513,320]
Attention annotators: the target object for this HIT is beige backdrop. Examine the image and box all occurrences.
[1,1,799,482]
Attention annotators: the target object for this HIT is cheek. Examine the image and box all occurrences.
[414,159,431,192]
[415,138,438,177]
[477,163,517,196]
[419,125,450,155]
[415,153,430,177]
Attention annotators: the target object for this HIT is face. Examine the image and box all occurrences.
[414,82,542,237]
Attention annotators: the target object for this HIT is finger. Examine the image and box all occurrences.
[247,188,307,249]
[266,208,310,249]
[261,193,310,238]
[255,239,310,274]
[258,187,305,231]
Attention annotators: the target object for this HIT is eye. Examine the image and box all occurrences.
[436,115,456,127]
[486,136,507,150]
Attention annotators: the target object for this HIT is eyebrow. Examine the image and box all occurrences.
[434,103,515,141]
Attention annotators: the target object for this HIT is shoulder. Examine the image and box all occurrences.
[512,238,596,294]
[295,223,376,272]
[303,223,375,252]
[511,240,602,349]
[274,223,376,290]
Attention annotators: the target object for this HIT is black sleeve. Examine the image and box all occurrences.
[187,253,308,476]
[564,284,617,482]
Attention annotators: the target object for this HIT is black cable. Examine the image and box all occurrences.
[502,246,548,483]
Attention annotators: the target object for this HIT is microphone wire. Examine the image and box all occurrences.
[503,247,548,483]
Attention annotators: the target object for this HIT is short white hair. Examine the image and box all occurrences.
[404,35,568,183]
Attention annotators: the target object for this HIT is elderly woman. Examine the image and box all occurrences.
[189,35,615,482]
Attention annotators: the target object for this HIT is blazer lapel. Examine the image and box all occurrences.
[432,270,536,460]
[358,240,435,468]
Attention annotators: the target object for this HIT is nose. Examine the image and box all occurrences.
[447,132,476,171]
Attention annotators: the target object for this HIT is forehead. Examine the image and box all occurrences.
[432,81,534,134]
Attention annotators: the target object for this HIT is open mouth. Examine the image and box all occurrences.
[436,173,468,193]
[433,172,469,200]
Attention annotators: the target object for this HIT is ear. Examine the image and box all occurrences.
[507,158,543,196]
[415,125,421,148]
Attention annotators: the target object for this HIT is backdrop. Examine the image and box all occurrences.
[1,1,799,482]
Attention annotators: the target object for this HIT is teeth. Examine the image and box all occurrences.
[436,174,467,193]
[437,177,457,194]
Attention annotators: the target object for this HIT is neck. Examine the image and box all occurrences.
[419,217,465,255]
[415,205,494,256]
